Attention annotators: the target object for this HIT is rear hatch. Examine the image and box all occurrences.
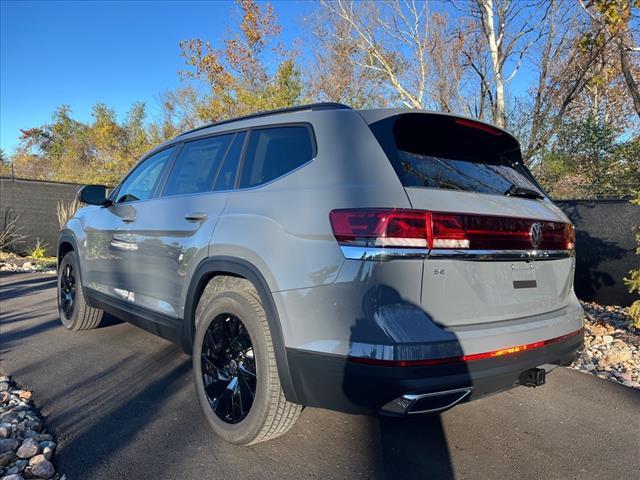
[365,111,575,327]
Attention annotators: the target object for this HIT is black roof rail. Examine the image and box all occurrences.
[177,102,352,138]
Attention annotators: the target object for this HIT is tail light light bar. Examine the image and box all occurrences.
[329,209,575,261]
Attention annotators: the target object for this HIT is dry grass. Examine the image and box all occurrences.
[0,209,25,252]
[56,198,81,230]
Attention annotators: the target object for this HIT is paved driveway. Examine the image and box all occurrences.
[1,272,638,480]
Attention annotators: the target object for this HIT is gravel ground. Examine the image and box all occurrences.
[0,376,62,480]
[571,301,640,389]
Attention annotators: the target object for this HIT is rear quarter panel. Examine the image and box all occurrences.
[208,110,414,346]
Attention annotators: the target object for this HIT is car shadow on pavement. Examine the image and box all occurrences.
[0,274,57,300]
[340,284,464,479]
[378,414,453,479]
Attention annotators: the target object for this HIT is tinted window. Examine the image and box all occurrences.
[214,131,246,191]
[164,135,233,196]
[369,114,543,196]
[115,147,174,203]
[239,127,313,188]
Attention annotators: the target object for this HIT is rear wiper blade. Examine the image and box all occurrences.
[504,184,544,200]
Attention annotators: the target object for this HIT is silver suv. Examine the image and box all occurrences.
[57,103,583,445]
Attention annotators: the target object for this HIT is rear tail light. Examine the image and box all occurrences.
[329,209,430,248]
[329,209,575,251]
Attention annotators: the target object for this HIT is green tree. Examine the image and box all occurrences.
[533,115,640,199]
[0,149,11,176]
[624,192,640,328]
[179,0,303,122]
[11,102,160,185]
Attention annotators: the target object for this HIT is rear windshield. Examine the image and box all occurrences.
[369,113,543,196]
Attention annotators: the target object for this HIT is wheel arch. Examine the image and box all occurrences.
[57,231,78,270]
[184,256,299,404]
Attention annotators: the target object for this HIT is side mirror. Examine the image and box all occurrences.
[77,185,110,206]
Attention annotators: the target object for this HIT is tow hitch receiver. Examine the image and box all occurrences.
[519,368,546,387]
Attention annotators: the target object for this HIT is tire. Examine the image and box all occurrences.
[57,250,104,330]
[193,277,302,445]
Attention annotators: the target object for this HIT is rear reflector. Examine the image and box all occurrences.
[330,209,574,251]
[349,329,583,367]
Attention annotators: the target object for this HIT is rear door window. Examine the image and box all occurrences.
[164,134,233,197]
[239,126,313,188]
[214,131,246,191]
[369,113,543,196]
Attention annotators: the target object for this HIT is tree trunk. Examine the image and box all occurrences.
[479,0,506,128]
[619,35,640,119]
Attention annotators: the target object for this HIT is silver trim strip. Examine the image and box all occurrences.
[340,246,574,262]
[340,246,429,261]
[428,249,574,261]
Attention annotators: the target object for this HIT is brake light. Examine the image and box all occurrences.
[454,118,502,136]
[329,209,574,251]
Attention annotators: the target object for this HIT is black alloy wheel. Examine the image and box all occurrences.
[59,263,76,320]
[201,313,257,424]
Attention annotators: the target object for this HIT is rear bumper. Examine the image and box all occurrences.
[286,329,583,415]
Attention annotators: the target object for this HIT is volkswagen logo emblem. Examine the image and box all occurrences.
[529,223,543,249]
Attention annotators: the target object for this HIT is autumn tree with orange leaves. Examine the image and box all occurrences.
[179,0,303,122]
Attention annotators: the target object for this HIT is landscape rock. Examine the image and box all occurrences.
[2,473,24,480]
[16,393,31,402]
[29,454,54,479]
[15,439,39,459]
[0,451,16,467]
[0,380,59,479]
[0,439,18,454]
[571,302,639,390]
[41,447,54,462]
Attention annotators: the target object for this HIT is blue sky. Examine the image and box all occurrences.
[0,0,313,153]
[1,0,540,155]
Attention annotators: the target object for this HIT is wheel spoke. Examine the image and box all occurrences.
[238,368,255,404]
[205,375,230,400]
[216,378,237,421]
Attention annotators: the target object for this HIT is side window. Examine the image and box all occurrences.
[213,131,246,191]
[115,147,174,203]
[239,126,313,189]
[164,134,233,197]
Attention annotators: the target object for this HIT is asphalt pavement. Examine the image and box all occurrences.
[1,272,638,480]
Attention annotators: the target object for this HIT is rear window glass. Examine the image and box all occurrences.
[239,126,313,188]
[214,131,245,191]
[369,113,543,196]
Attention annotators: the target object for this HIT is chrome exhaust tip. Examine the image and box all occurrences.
[380,387,473,415]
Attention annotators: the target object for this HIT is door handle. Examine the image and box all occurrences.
[184,212,208,222]
[121,216,136,223]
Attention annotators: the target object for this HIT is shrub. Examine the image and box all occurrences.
[27,238,49,259]
[623,191,640,328]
